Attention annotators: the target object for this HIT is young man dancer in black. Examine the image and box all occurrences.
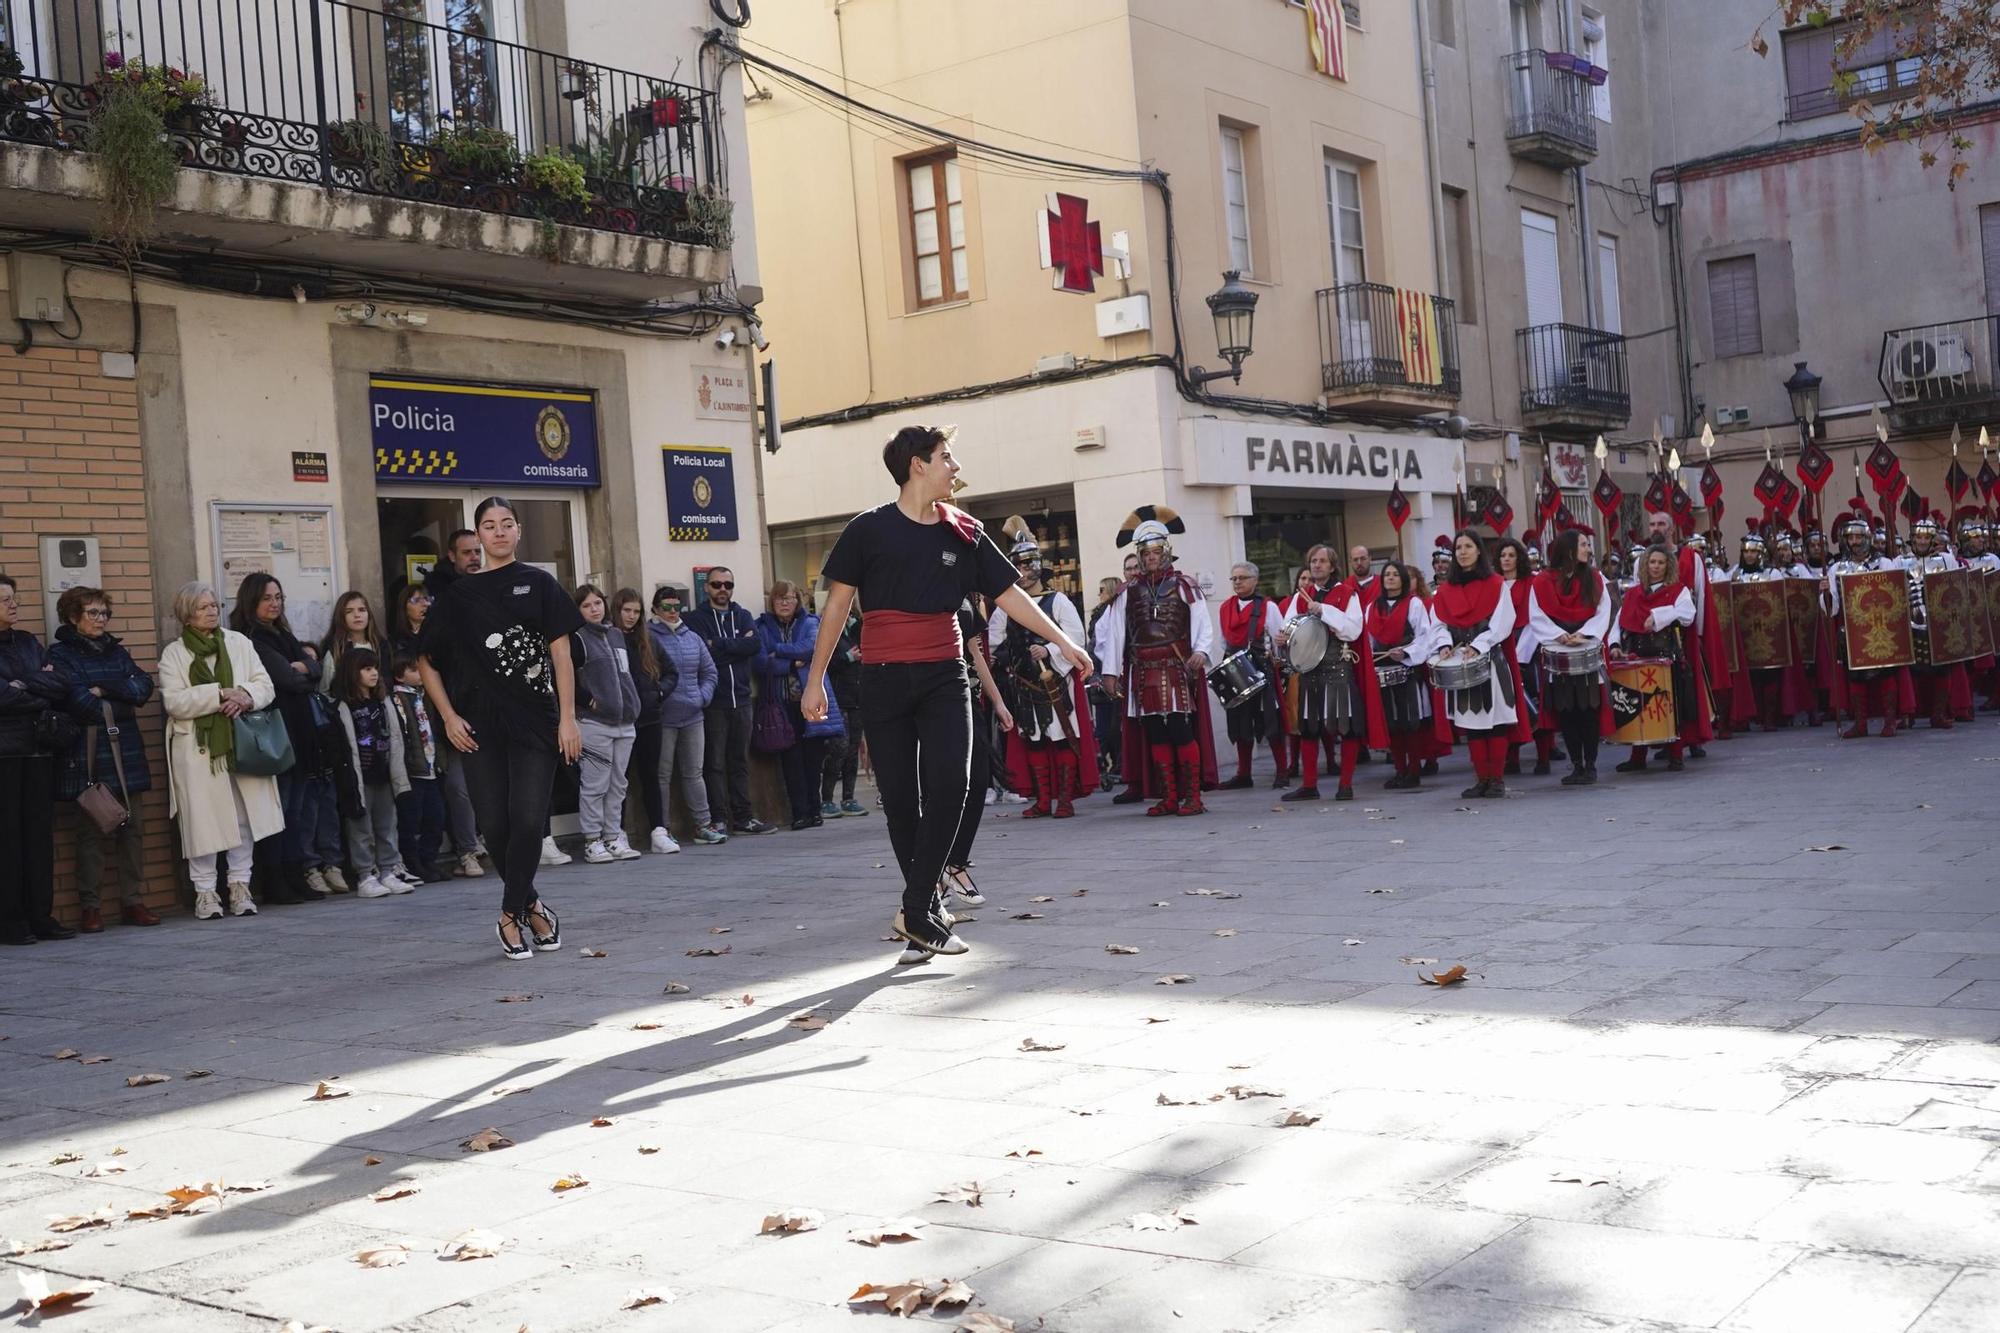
[802,426,1092,957]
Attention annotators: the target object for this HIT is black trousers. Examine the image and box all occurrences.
[1556,706,1602,769]
[821,693,862,803]
[629,720,664,829]
[946,713,990,870]
[459,728,560,915]
[861,660,972,921]
[776,707,827,823]
[0,757,55,931]
[702,700,755,827]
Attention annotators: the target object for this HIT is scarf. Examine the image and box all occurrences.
[1430,574,1503,629]
[181,626,236,772]
[1531,568,1602,629]
[1618,579,1684,636]
[1218,595,1267,651]
[1364,593,1416,651]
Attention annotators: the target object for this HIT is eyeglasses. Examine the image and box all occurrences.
[82,607,111,620]
[1229,573,1256,580]
[659,603,683,614]
[0,594,18,607]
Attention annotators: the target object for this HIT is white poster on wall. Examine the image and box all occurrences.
[210,503,340,643]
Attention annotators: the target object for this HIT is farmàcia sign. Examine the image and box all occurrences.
[1183,418,1459,495]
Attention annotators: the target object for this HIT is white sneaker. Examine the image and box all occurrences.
[609,835,643,861]
[383,870,419,894]
[356,876,392,899]
[303,866,331,897]
[193,889,223,920]
[998,790,1028,805]
[540,837,572,867]
[456,851,485,879]
[650,827,681,855]
[226,882,257,917]
[320,865,350,893]
[897,944,928,965]
[983,788,996,806]
[583,840,616,864]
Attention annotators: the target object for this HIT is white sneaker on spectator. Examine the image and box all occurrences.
[193,890,223,920]
[649,827,680,855]
[608,835,643,861]
[583,840,616,864]
[998,790,1028,805]
[540,836,572,867]
[356,876,392,899]
[456,851,485,878]
[384,869,420,894]
[320,865,350,893]
[303,867,332,896]
[226,882,257,916]
[983,788,996,806]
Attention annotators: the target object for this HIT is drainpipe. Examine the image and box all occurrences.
[1412,0,1449,303]
[1560,0,1597,330]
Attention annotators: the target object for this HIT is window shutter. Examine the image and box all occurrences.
[1521,209,1562,329]
[1981,204,2000,317]
[1707,256,1762,358]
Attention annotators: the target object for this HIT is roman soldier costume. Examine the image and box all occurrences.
[1898,516,1971,730]
[1732,528,1806,730]
[989,517,1099,816]
[1825,515,1914,738]
[1096,506,1219,816]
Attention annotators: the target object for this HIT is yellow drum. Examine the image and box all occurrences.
[1608,656,1678,745]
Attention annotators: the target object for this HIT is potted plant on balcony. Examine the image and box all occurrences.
[521,148,590,205]
[325,117,398,185]
[423,122,520,204]
[0,44,29,106]
[92,51,213,134]
[82,59,185,259]
[626,83,697,137]
[685,182,732,250]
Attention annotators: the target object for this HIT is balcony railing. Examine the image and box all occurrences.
[0,0,719,247]
[1517,322,1629,427]
[1502,48,1598,166]
[1315,283,1461,403]
[1879,316,2000,426]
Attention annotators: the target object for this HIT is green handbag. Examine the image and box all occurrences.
[232,705,297,777]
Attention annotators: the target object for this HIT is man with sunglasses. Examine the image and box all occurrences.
[687,567,771,836]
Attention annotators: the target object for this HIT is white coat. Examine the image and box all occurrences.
[158,628,285,860]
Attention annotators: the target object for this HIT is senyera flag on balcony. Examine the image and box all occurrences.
[1395,290,1444,386]
[1302,0,1348,81]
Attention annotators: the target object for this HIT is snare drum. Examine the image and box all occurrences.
[1542,639,1604,677]
[1375,661,1411,689]
[1429,651,1494,694]
[1282,614,1329,673]
[1207,648,1269,709]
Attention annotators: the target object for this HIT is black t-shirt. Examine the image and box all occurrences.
[821,504,1017,614]
[421,562,585,749]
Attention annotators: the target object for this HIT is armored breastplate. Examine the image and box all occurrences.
[1129,578,1190,650]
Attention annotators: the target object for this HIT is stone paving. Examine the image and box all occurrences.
[3,724,2000,1332]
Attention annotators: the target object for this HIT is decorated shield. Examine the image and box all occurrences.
[1924,567,1993,665]
[1838,569,1914,670]
[1708,579,1741,677]
[1732,579,1792,669]
[1988,570,2000,652]
[1785,578,1820,667]
[1608,657,1678,744]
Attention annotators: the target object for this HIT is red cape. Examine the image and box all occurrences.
[1004,670,1101,795]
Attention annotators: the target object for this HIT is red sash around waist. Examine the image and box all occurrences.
[859,609,962,664]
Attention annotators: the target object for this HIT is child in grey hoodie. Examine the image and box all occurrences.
[570,585,642,862]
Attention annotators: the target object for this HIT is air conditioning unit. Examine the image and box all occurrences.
[1888,333,1974,401]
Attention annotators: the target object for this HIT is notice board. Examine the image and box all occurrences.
[210,502,340,644]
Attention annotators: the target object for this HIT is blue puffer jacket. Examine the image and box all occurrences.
[48,625,154,800]
[754,611,818,697]
[646,617,717,729]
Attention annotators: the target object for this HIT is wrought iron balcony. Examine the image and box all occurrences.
[1517,322,1629,433]
[0,0,720,251]
[1879,315,2000,430]
[1502,49,1599,167]
[1315,282,1461,413]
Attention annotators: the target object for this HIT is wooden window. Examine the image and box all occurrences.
[906,153,967,306]
[1707,256,1762,358]
[1981,204,2000,317]
[1783,17,1930,120]
[1221,126,1254,275]
[1325,157,1367,285]
[1443,186,1475,324]
[1521,207,1562,329]
[1596,233,1621,334]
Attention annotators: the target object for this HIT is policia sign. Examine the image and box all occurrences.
[370,377,601,488]
[663,445,738,541]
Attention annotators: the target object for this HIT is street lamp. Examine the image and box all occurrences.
[1193,271,1258,387]
[1783,360,1822,439]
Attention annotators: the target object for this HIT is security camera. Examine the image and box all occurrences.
[714,328,737,350]
[746,324,770,352]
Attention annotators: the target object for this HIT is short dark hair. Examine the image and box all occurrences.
[445,528,476,551]
[882,424,950,485]
[390,653,422,679]
[653,584,688,608]
[0,572,15,592]
[57,585,109,625]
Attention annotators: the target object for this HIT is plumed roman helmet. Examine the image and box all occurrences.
[1116,504,1185,559]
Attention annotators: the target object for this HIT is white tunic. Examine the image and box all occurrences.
[1097,574,1218,718]
[989,592,1088,742]
[1433,586,1518,729]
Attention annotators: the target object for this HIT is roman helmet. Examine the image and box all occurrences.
[1116,504,1184,564]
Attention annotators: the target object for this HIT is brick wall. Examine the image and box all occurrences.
[0,345,179,920]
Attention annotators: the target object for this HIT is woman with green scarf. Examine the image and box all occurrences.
[159,581,283,920]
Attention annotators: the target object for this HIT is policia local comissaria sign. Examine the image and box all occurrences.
[370,376,601,488]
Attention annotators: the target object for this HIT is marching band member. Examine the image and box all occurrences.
[1609,544,1696,773]
[1430,530,1529,798]
[1896,516,1970,730]
[1217,561,1288,790]
[1098,506,1219,816]
[1275,545,1388,802]
[1825,514,1909,739]
[1644,512,1718,755]
[1528,529,1612,785]
[1495,538,1556,777]
[1364,561,1437,789]
[989,519,1097,817]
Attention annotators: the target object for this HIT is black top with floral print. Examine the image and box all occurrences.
[421,562,585,751]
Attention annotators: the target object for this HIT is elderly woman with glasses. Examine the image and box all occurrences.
[47,586,161,932]
[158,581,284,920]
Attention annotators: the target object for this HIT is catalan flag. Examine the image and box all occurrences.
[1395,289,1443,386]
[1304,0,1348,82]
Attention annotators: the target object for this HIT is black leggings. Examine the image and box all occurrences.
[1556,706,1601,770]
[629,721,664,829]
[860,660,972,922]
[459,726,560,915]
[822,700,862,802]
[0,757,55,931]
[947,714,991,870]
[1141,713,1197,745]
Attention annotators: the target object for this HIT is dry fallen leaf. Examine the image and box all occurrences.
[52,1048,80,1061]
[78,1055,112,1065]
[17,1270,98,1315]
[1010,912,1045,921]
[551,1174,590,1193]
[491,1086,533,1098]
[82,1161,127,1177]
[1155,974,1195,985]
[1419,965,1469,987]
[622,1288,677,1309]
[1143,1016,1171,1024]
[224,1180,271,1195]
[46,1206,118,1234]
[663,982,690,994]
[49,1151,83,1165]
[1129,1210,1198,1231]
[579,949,607,959]
[958,1316,1017,1333]
[496,994,536,1004]
[461,1128,514,1153]
[363,1155,383,1166]
[8,1238,71,1256]
[849,1281,930,1318]
[632,1022,664,1031]
[1151,901,1170,908]
[1185,888,1220,897]
[1225,1084,1284,1100]
[931,1279,975,1310]
[1549,1169,1612,1187]
[685,946,731,957]
[163,1184,221,1215]
[439,1228,505,1261]
[741,993,756,1006]
[1155,1092,1211,1107]
[1807,844,1848,853]
[1279,1109,1322,1127]
[354,1243,411,1268]
[310,1081,351,1101]
[1005,1145,1042,1158]
[590,1116,615,1128]
[1070,889,1089,897]
[848,1218,927,1246]
[709,926,733,935]
[1399,956,1438,966]
[1343,939,1364,946]
[1019,1037,1066,1052]
[1104,944,1140,955]
[760,1208,822,1235]
[637,1144,662,1155]
[125,1073,170,1087]
[1029,895,1053,903]
[371,1183,421,1202]
[183,1069,214,1080]
[788,1013,829,1031]
[933,1181,987,1207]
[1212,928,1237,938]
[1218,892,1243,900]
[1365,887,1395,895]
